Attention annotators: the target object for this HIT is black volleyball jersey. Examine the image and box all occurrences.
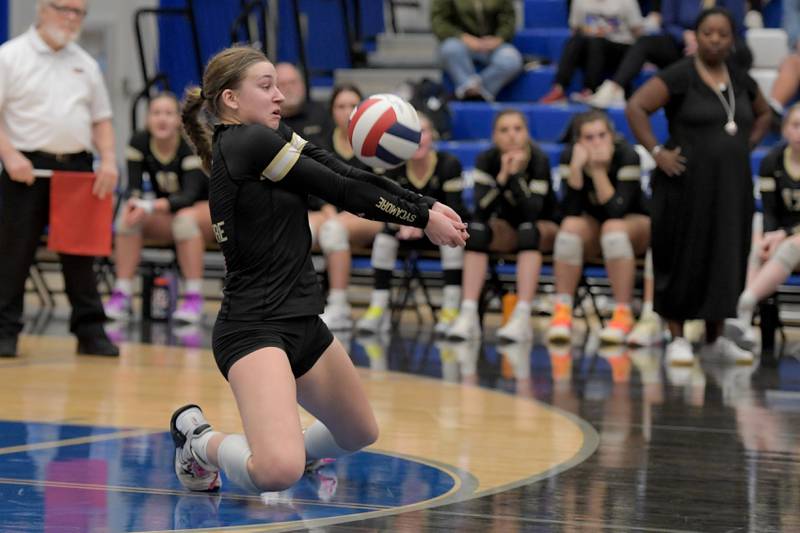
[472,142,557,223]
[210,121,435,321]
[125,130,208,211]
[558,139,645,221]
[382,151,469,220]
[758,143,800,234]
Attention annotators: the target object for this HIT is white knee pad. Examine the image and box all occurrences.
[172,214,201,242]
[439,243,464,270]
[554,232,583,266]
[319,218,349,254]
[217,434,259,493]
[114,210,142,236]
[773,239,800,273]
[601,231,634,260]
[371,232,399,270]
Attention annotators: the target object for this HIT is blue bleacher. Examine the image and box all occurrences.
[523,0,568,29]
[435,139,563,169]
[513,28,572,64]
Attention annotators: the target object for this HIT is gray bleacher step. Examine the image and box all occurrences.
[367,52,438,68]
[368,33,438,68]
[375,33,438,53]
[334,68,442,96]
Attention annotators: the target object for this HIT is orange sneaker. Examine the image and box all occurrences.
[547,302,573,343]
[600,305,634,345]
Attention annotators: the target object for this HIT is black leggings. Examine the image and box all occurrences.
[555,35,630,91]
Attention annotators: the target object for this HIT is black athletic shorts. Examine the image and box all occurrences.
[212,316,334,380]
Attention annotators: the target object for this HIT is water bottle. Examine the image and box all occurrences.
[149,270,177,321]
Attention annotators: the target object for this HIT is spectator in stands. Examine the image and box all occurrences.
[104,93,212,324]
[539,0,644,104]
[276,62,331,146]
[546,110,649,345]
[589,0,753,109]
[0,0,119,357]
[767,0,800,117]
[447,109,559,343]
[725,103,800,349]
[431,0,523,102]
[311,84,381,330]
[625,8,771,365]
[355,112,469,336]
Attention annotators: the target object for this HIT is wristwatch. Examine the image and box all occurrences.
[650,145,664,157]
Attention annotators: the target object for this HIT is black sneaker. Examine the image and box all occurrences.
[77,334,119,356]
[0,337,17,357]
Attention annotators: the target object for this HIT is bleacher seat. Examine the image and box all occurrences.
[523,0,568,29]
[513,28,571,63]
[750,68,779,101]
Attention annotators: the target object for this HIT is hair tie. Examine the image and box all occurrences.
[199,87,206,100]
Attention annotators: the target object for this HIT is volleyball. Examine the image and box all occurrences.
[347,93,421,169]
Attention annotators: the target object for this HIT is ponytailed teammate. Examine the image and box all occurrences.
[171,46,467,494]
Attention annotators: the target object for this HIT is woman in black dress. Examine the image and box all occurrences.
[625,7,771,366]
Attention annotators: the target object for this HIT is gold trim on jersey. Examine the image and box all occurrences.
[407,151,438,190]
[759,177,776,192]
[442,177,465,192]
[149,138,179,166]
[332,127,354,160]
[479,189,499,209]
[783,146,800,182]
[262,132,307,182]
[472,169,495,187]
[529,179,549,195]
[125,146,144,162]
[617,165,641,181]
[181,155,203,172]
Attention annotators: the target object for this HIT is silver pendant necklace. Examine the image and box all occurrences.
[696,58,737,136]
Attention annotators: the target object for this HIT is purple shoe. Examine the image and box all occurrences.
[104,291,132,321]
[173,293,204,324]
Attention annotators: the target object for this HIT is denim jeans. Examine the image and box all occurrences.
[785,0,800,51]
[438,37,523,100]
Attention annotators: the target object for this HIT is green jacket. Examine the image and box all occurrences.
[431,0,517,42]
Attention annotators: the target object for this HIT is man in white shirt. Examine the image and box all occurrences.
[0,0,119,357]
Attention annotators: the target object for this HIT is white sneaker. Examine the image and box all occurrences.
[706,336,754,365]
[320,304,352,331]
[665,337,694,366]
[447,309,481,341]
[496,309,533,344]
[355,305,390,335]
[586,80,625,109]
[170,405,221,492]
[627,314,665,346]
[683,320,706,345]
[723,318,757,350]
[434,307,459,337]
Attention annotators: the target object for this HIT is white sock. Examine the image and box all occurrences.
[184,279,203,295]
[460,299,478,314]
[442,285,461,310]
[555,293,573,308]
[327,289,348,308]
[514,300,532,315]
[304,420,351,461]
[369,289,390,309]
[191,430,222,470]
[114,279,133,295]
[641,301,654,317]
[737,289,756,325]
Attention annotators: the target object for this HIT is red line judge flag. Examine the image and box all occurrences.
[47,171,113,257]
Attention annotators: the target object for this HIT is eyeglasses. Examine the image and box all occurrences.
[47,2,88,19]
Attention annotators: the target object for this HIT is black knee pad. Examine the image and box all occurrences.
[465,221,492,252]
[516,222,540,251]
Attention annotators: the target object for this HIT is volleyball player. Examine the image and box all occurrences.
[171,46,467,493]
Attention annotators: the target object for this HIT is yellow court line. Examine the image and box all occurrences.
[0,428,160,456]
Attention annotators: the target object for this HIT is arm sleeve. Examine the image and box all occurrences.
[280,155,431,228]
[558,147,583,216]
[758,152,782,233]
[89,61,113,122]
[507,150,550,221]
[167,155,207,212]
[601,145,642,219]
[656,58,690,99]
[298,130,437,209]
[568,1,584,30]
[495,0,518,41]
[430,0,464,41]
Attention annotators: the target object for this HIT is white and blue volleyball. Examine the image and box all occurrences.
[347,93,422,169]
